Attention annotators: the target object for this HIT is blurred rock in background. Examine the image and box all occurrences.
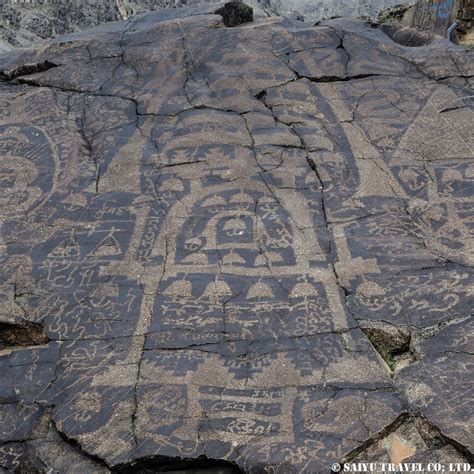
[380,0,473,46]
[256,0,419,23]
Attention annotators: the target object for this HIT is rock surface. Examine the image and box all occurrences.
[0,0,418,48]
[215,2,254,26]
[261,0,416,24]
[0,4,473,472]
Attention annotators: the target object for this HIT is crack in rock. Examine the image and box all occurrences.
[112,456,243,473]
[359,320,414,373]
[0,60,59,81]
[0,321,50,350]
[342,413,474,468]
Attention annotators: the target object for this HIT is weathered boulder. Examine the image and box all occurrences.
[215,2,254,27]
[0,4,472,472]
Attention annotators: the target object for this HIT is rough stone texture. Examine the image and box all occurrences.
[0,0,267,49]
[0,0,419,49]
[0,5,473,472]
[262,0,416,23]
[351,414,472,465]
[215,2,254,27]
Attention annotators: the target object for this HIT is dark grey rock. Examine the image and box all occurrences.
[0,5,472,472]
[215,2,253,27]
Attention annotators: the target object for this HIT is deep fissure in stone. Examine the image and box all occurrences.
[359,321,413,372]
[0,321,50,349]
[0,60,59,81]
[341,413,473,467]
[113,456,243,473]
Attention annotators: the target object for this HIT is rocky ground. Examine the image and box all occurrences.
[0,0,418,48]
[0,3,473,473]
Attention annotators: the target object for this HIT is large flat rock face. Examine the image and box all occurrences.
[0,7,473,473]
